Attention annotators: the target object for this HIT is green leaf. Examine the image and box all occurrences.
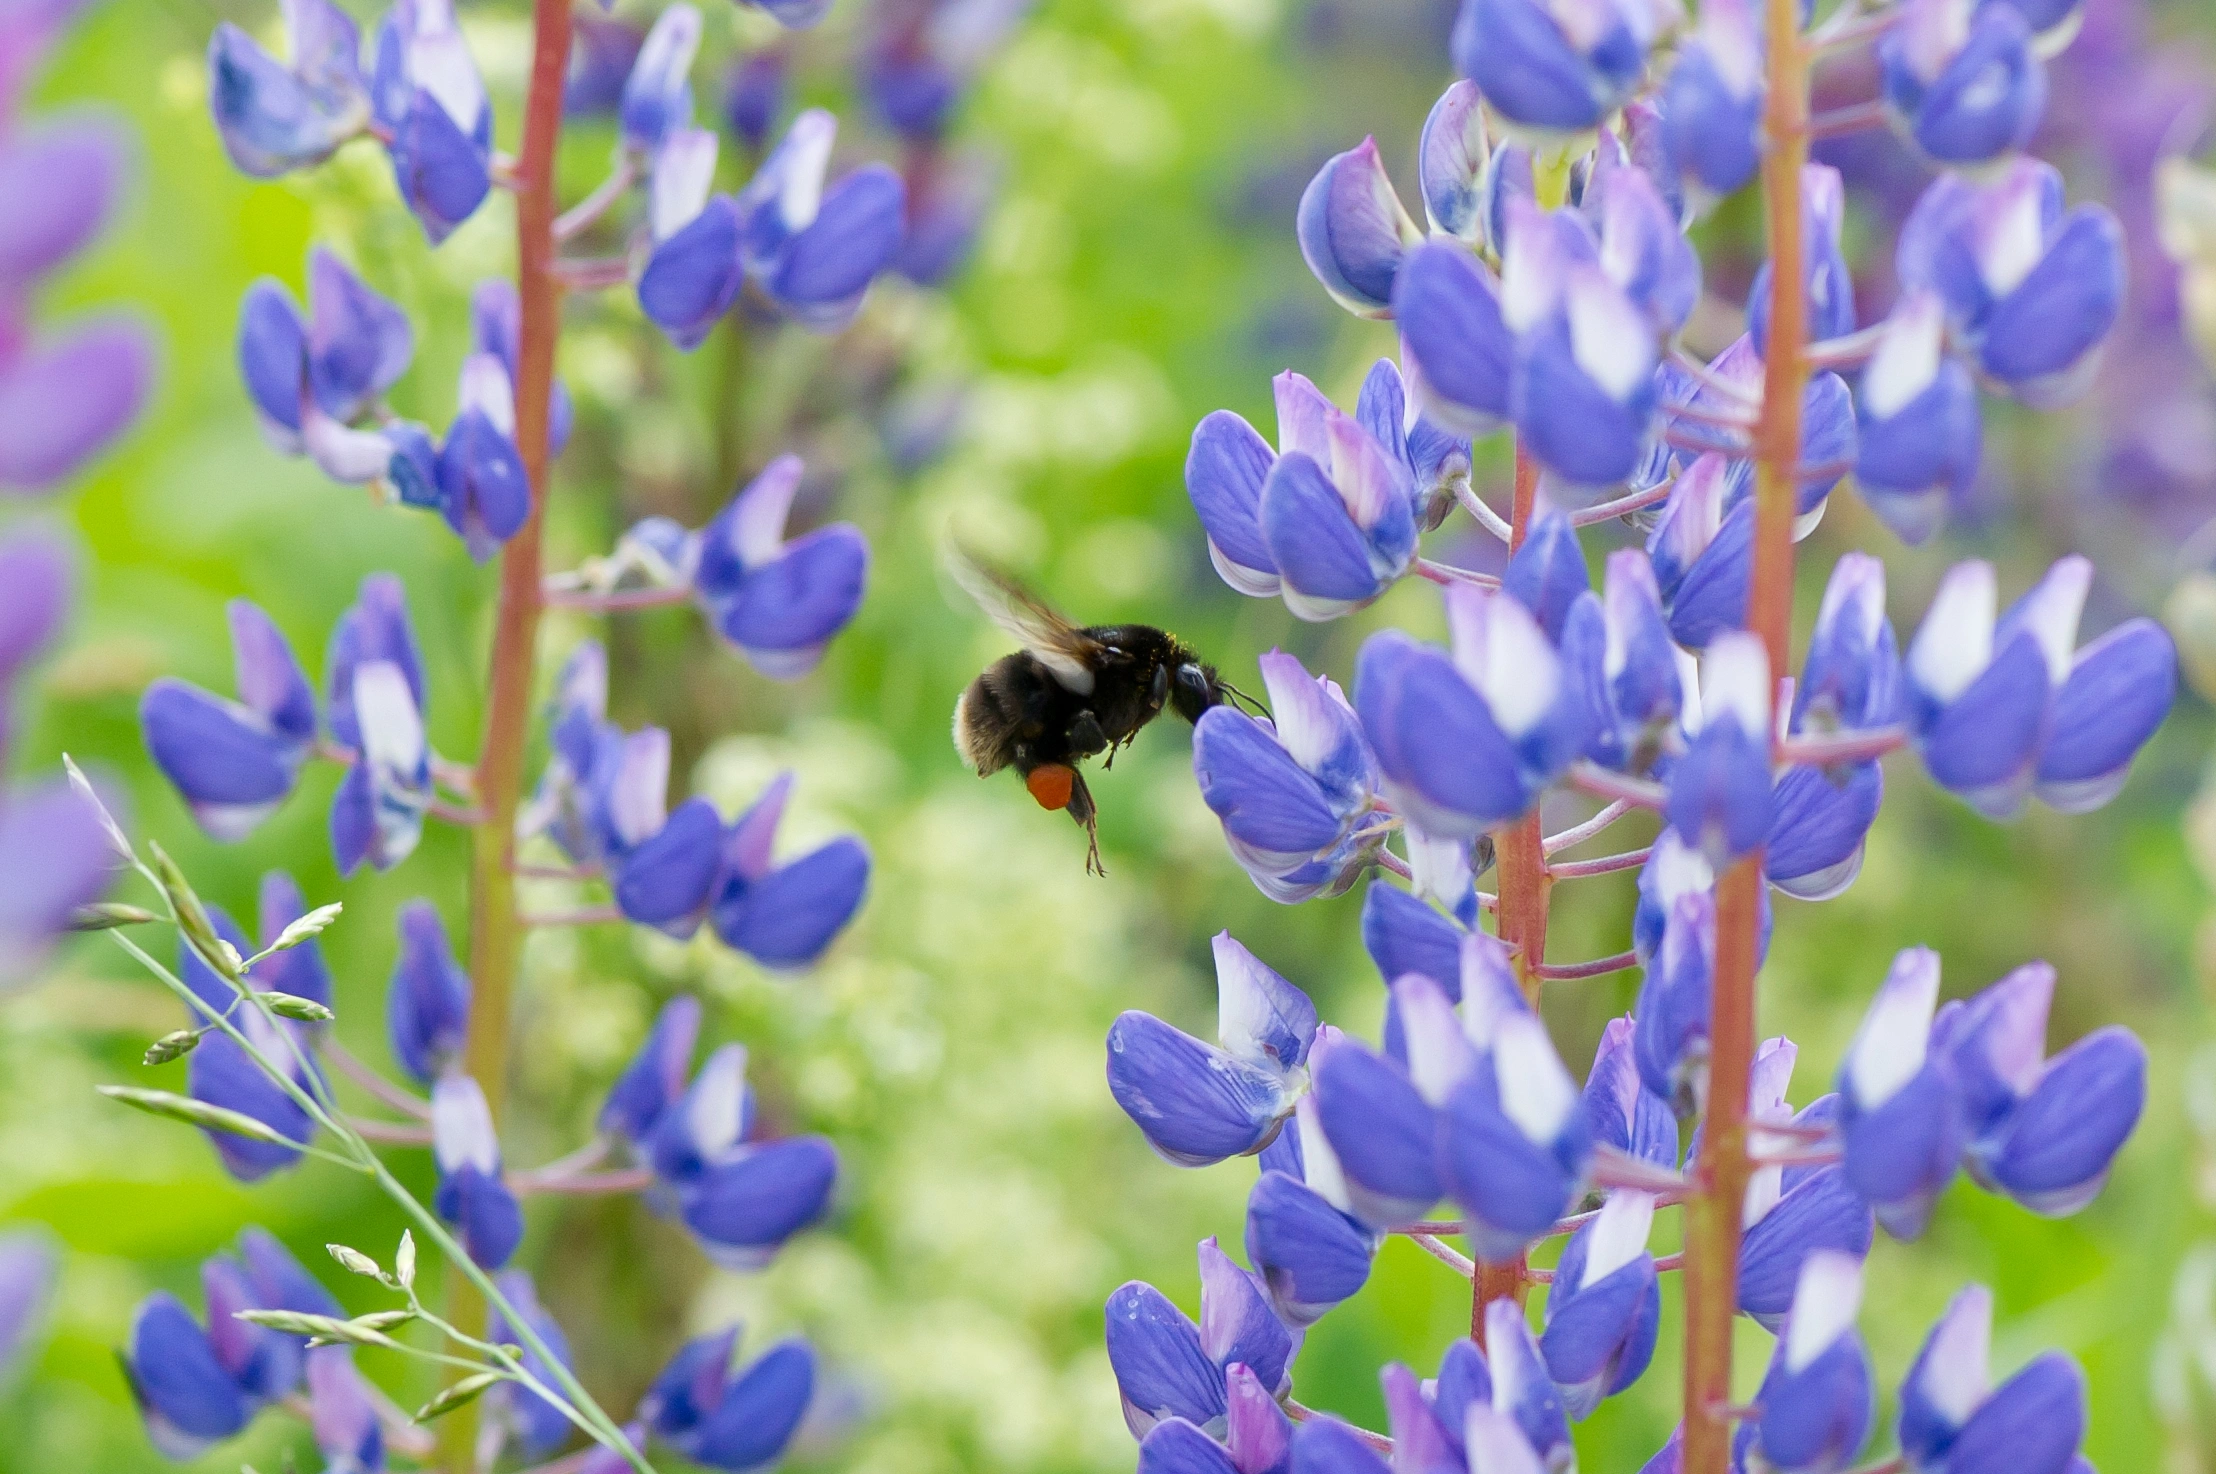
[413,1371,505,1423]
[258,991,335,1022]
[69,902,162,931]
[97,1085,298,1147]
[142,1030,204,1066]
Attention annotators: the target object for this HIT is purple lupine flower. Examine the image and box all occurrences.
[206,0,370,178]
[732,109,906,330]
[639,1327,819,1472]
[855,0,1030,139]
[0,775,122,993]
[691,455,870,679]
[1765,760,1883,903]
[1244,1097,1382,1327]
[894,146,994,286]
[1748,166,1857,351]
[1896,160,2125,406]
[1360,879,1467,995]
[1588,548,1683,772]
[708,772,870,966]
[0,528,70,711]
[1290,1416,1391,1474]
[432,1073,524,1269]
[1296,136,1424,318]
[1107,932,1318,1167]
[1661,0,1761,199]
[254,870,333,1013]
[1482,1298,1575,1470]
[230,1227,344,1402]
[564,15,644,117]
[1646,457,1740,648]
[2033,612,2176,814]
[1450,0,1661,132]
[1184,370,1418,618]
[721,49,785,150]
[387,900,471,1084]
[1420,81,1493,246]
[187,985,318,1181]
[0,110,124,290]
[1395,238,1517,439]
[325,574,432,874]
[1541,1188,1661,1418]
[600,994,704,1146]
[487,1270,574,1458]
[1136,1361,1293,1474]
[369,0,494,243]
[649,1044,839,1268]
[1667,633,1774,868]
[1584,1016,1678,1167]
[1879,0,2046,167]
[1897,1284,2089,1474]
[305,1346,382,1474]
[518,642,671,872]
[1355,583,1590,840]
[1379,1338,1493,1467]
[1850,293,1982,544]
[1357,355,1472,534]
[1633,827,1773,968]
[236,247,413,484]
[637,126,742,350]
[1749,1253,1875,1474]
[0,314,154,493]
[141,600,317,840]
[618,4,699,156]
[1634,889,1716,1113]
[1105,1238,1299,1440]
[612,797,723,939]
[0,1232,54,1386]
[1938,961,2146,1215]
[1192,650,1383,903]
[1736,1049,1875,1328]
[1836,947,1963,1239]
[427,348,531,561]
[122,1292,251,1458]
[1583,146,1702,337]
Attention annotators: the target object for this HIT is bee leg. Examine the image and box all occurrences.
[1067,770,1104,876]
[1070,710,1109,761]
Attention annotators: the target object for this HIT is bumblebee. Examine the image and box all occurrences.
[948,549,1248,874]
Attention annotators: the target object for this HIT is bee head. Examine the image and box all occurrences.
[1170,661,1224,723]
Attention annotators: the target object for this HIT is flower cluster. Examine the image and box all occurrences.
[1115,0,2178,1467]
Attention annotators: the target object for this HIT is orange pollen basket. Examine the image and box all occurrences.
[1026,764,1076,811]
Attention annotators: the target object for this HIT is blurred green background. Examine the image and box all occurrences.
[6,0,2216,1469]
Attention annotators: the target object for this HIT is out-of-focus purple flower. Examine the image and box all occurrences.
[894,146,994,286]
[1297,136,1424,319]
[369,0,493,243]
[141,601,317,841]
[1584,1015,1678,1167]
[1879,0,2046,167]
[721,49,786,150]
[1192,650,1382,903]
[646,1043,839,1268]
[1185,370,1419,616]
[1136,1361,1294,1474]
[618,5,699,156]
[1749,1253,1874,1473]
[0,774,121,993]
[1897,160,2124,406]
[486,1271,573,1459]
[432,1074,523,1269]
[1450,0,1661,132]
[856,0,1031,140]
[1896,1283,2089,1474]
[599,996,702,1156]
[0,314,153,494]
[1589,549,1684,772]
[430,350,531,561]
[691,455,869,679]
[1105,1238,1298,1440]
[1739,1060,1874,1331]
[305,1346,382,1474]
[640,1326,819,1472]
[207,0,370,178]
[708,772,870,966]
[1356,582,1591,839]
[0,1232,54,1386]
[325,575,431,875]
[0,111,125,291]
[1662,0,1762,200]
[1749,166,1857,352]
[236,248,413,484]
[1836,947,1962,1239]
[1667,633,1774,869]
[518,642,670,872]
[1634,889,1716,1113]
[1542,1189,1660,1418]
[564,15,643,117]
[122,1292,252,1459]
[188,987,317,1181]
[1850,293,1981,545]
[732,109,905,331]
[387,900,470,1083]
[1107,932,1318,1167]
[1290,1416,1392,1474]
[1937,961,2146,1216]
[637,127,741,350]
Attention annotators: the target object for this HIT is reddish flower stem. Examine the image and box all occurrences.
[1477,443,1550,1343]
[1683,5,1812,1467]
[444,0,573,1464]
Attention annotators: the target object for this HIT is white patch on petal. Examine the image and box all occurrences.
[606,728,671,850]
[1702,0,1762,95]
[1406,823,1473,912]
[651,127,720,241]
[1582,1189,1655,1288]
[1500,200,1563,335]
[1979,163,2050,298]
[1847,946,1941,1107]
[1784,1251,1863,1372]
[1464,1404,1548,1474]
[1213,932,1303,1065]
[1395,975,1476,1107]
[1699,632,1771,736]
[1273,371,1335,462]
[303,412,395,485]
[1457,591,1561,739]
[1294,1094,1357,1215]
[686,1043,749,1158]
[1900,0,1974,81]
[1646,829,1714,909]
[431,1074,501,1174]
[457,352,515,435]
[1972,962,2056,1095]
[1567,269,1658,402]
[1749,1036,1799,1120]
[2015,556,2091,685]
[1258,650,1343,776]
[1460,931,1525,1052]
[767,109,835,232]
[1743,1161,1783,1228]
[1495,1011,1578,1144]
[1865,293,1945,420]
[632,5,701,102]
[729,454,804,567]
[1908,560,1997,704]
[1920,1285,1994,1424]
[1815,553,1888,653]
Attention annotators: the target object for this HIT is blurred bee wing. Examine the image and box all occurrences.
[944,545,1099,694]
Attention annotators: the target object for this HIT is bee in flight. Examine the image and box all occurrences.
[947,547,1257,875]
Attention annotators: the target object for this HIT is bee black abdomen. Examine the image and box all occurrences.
[954,651,1069,776]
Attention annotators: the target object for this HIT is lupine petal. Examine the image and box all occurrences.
[679,1136,837,1270]
[1107,1011,1294,1168]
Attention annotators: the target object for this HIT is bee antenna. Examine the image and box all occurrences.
[1218,680,1270,719]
